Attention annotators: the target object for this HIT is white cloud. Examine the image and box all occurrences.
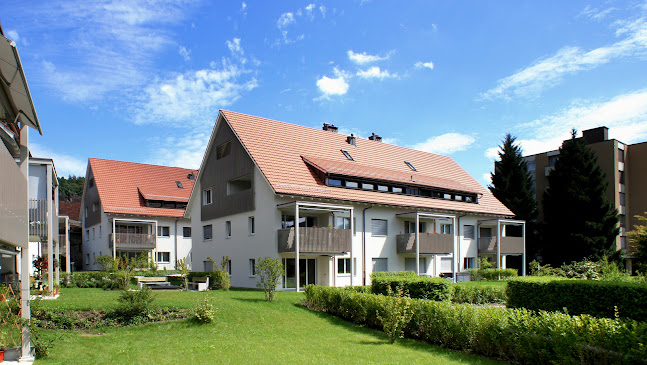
[492,89,647,156]
[179,46,190,61]
[579,5,615,21]
[414,61,434,70]
[482,173,492,186]
[304,3,316,19]
[319,5,326,17]
[227,38,244,56]
[411,133,476,154]
[356,66,396,80]
[30,143,86,177]
[133,59,258,126]
[147,130,209,169]
[277,12,295,29]
[485,146,499,161]
[6,30,20,42]
[315,75,349,98]
[240,2,247,14]
[347,50,389,64]
[480,18,647,101]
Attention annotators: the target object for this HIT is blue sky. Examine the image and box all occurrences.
[3,0,647,186]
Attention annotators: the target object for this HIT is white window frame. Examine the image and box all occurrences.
[337,258,351,275]
[183,226,192,238]
[371,219,388,236]
[203,188,212,205]
[156,252,171,264]
[157,226,170,237]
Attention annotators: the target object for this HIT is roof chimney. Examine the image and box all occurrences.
[187,173,195,181]
[347,134,356,146]
[322,123,338,133]
[368,133,382,142]
[582,126,608,145]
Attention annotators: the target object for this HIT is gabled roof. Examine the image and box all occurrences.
[59,201,81,222]
[89,158,197,218]
[219,110,513,216]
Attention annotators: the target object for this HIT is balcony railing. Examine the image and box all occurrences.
[109,233,156,250]
[278,227,351,253]
[396,233,453,254]
[478,236,524,254]
[29,199,47,240]
[41,237,66,255]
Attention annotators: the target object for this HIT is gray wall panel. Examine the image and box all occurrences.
[0,145,28,248]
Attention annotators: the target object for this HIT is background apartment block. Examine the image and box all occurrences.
[523,127,647,272]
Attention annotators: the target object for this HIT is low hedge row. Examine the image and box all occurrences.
[371,273,450,301]
[304,285,647,364]
[450,285,506,305]
[468,268,517,281]
[507,277,647,321]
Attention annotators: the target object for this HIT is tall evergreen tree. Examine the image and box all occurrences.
[489,134,537,223]
[542,130,619,265]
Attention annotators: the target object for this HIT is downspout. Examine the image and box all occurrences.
[362,204,374,285]
[174,219,179,269]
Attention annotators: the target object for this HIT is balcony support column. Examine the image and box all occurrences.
[46,163,54,293]
[497,220,502,279]
[453,215,457,281]
[65,216,70,283]
[522,222,526,276]
[415,213,420,276]
[350,207,354,287]
[112,218,116,259]
[295,203,300,292]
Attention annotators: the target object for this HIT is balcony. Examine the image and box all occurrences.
[29,199,48,241]
[396,233,453,254]
[109,233,156,250]
[40,235,67,255]
[478,236,524,254]
[278,227,351,253]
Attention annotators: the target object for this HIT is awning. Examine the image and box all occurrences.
[0,36,42,135]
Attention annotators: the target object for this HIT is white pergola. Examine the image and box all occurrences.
[111,217,158,259]
[477,218,526,276]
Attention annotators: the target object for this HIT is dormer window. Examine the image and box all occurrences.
[176,181,184,189]
[341,150,354,161]
[404,161,416,171]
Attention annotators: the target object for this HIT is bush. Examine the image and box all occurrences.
[371,273,450,301]
[468,268,517,281]
[192,297,217,324]
[116,287,156,318]
[372,271,417,277]
[345,286,372,294]
[255,257,284,302]
[377,286,414,343]
[304,285,647,364]
[186,271,230,290]
[507,277,647,321]
[450,285,507,305]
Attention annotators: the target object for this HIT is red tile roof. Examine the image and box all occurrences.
[221,110,513,216]
[59,201,81,221]
[89,158,197,218]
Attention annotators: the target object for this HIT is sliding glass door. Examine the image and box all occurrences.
[282,258,316,288]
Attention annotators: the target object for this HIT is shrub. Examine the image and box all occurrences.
[176,258,190,290]
[345,286,372,294]
[116,287,156,318]
[371,271,416,277]
[255,257,284,302]
[192,297,217,324]
[507,277,647,321]
[94,256,118,272]
[468,268,517,281]
[304,285,647,364]
[371,274,450,301]
[450,285,507,304]
[377,286,414,343]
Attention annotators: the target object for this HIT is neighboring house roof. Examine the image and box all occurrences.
[89,158,197,218]
[220,110,513,216]
[59,201,81,221]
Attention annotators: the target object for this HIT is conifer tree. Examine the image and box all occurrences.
[542,130,619,265]
[489,134,537,223]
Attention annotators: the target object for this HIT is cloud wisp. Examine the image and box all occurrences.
[30,143,87,177]
[411,133,476,155]
[414,61,434,70]
[347,50,391,64]
[356,66,397,80]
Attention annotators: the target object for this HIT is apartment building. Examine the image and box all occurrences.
[187,110,525,290]
[522,127,647,272]
[81,158,197,270]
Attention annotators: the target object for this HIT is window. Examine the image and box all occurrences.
[405,221,426,234]
[183,227,192,238]
[89,178,95,188]
[216,141,232,159]
[371,219,388,236]
[404,161,416,171]
[203,224,213,240]
[338,258,351,274]
[249,259,256,276]
[464,257,476,269]
[335,217,351,229]
[85,207,88,218]
[176,180,184,189]
[345,181,358,188]
[249,217,255,235]
[549,156,559,167]
[86,253,90,264]
[203,189,212,205]
[377,185,388,192]
[157,226,170,237]
[327,178,342,186]
[92,227,95,239]
[441,224,452,234]
[99,225,102,238]
[282,215,317,228]
[92,202,99,212]
[204,260,214,272]
[463,225,475,239]
[526,161,536,172]
[361,183,374,190]
[620,236,627,249]
[226,260,232,275]
[340,149,354,161]
[228,175,252,195]
[440,257,453,273]
[620,215,626,228]
[392,187,403,193]
[618,149,625,163]
[620,192,626,206]
[225,221,232,237]
[405,257,427,274]
[619,171,625,185]
[372,258,388,272]
[156,252,170,263]
[85,229,89,241]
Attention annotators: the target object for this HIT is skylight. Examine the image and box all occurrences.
[176,181,184,188]
[404,161,416,171]
[341,149,354,161]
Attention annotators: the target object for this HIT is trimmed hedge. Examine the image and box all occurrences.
[507,277,647,321]
[371,273,450,301]
[305,285,647,364]
[450,285,506,305]
[187,271,230,290]
[468,268,517,281]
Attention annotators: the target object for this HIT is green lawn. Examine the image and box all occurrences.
[453,281,508,287]
[35,288,504,365]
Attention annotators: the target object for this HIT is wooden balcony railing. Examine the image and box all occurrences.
[278,227,351,253]
[478,236,524,254]
[109,233,156,250]
[396,233,453,254]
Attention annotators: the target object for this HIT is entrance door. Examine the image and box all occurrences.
[282,258,316,288]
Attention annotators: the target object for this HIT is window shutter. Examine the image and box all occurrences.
[463,225,475,239]
[371,219,388,236]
